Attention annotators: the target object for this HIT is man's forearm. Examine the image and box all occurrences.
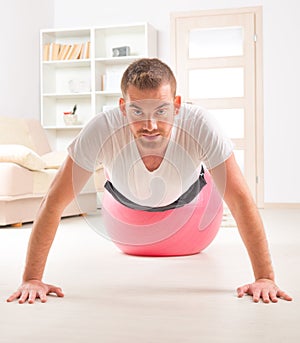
[229,195,275,281]
[22,197,63,281]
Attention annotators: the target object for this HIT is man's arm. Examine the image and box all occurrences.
[209,153,292,303]
[7,156,92,304]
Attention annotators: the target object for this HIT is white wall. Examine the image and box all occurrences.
[54,0,264,63]
[263,0,300,203]
[0,0,54,119]
[1,0,298,203]
[53,0,300,204]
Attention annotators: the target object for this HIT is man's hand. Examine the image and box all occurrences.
[237,279,293,303]
[6,280,64,304]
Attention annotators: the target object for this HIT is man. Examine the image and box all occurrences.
[7,58,292,304]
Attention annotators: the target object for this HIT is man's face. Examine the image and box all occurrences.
[119,84,181,152]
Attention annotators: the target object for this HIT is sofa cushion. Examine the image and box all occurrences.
[0,117,35,150]
[0,144,46,171]
[0,163,57,197]
[41,151,68,169]
[0,116,52,156]
[0,163,34,196]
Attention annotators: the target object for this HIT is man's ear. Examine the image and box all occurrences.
[174,95,181,115]
[119,98,126,116]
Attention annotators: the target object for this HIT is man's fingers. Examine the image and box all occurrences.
[48,286,64,298]
[6,291,21,303]
[28,290,37,304]
[237,280,293,303]
[7,281,64,304]
[261,288,270,303]
[277,290,293,301]
[24,285,64,302]
[37,290,48,303]
[252,289,261,303]
[236,284,249,298]
[18,291,29,304]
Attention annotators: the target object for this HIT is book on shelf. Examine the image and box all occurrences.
[79,41,90,59]
[43,41,91,61]
[58,44,71,60]
[43,43,62,61]
[51,43,60,60]
[67,44,82,60]
[43,43,50,61]
[85,41,90,59]
[79,44,85,59]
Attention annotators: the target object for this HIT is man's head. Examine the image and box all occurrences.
[119,58,181,152]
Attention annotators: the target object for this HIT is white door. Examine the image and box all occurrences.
[171,8,263,205]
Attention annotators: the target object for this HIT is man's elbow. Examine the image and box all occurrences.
[43,186,75,215]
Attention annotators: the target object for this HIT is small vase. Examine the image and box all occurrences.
[63,114,78,125]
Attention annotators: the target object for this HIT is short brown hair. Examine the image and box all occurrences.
[120,58,177,98]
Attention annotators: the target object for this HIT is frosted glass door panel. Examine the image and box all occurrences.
[209,109,244,138]
[189,68,244,99]
[189,27,243,58]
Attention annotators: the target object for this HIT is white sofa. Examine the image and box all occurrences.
[0,116,105,227]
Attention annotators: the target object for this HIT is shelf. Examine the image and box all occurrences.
[95,56,142,65]
[42,28,91,38]
[43,59,91,68]
[95,91,121,96]
[43,125,83,130]
[43,92,92,98]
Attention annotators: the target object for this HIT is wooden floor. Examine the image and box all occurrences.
[0,208,299,343]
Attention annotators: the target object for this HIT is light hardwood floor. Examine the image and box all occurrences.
[0,208,299,343]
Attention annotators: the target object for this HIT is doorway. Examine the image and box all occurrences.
[171,7,263,206]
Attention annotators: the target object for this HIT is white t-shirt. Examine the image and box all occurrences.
[68,104,233,208]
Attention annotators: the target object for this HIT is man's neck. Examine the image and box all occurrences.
[141,155,164,172]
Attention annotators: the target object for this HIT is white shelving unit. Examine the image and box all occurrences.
[40,23,157,150]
